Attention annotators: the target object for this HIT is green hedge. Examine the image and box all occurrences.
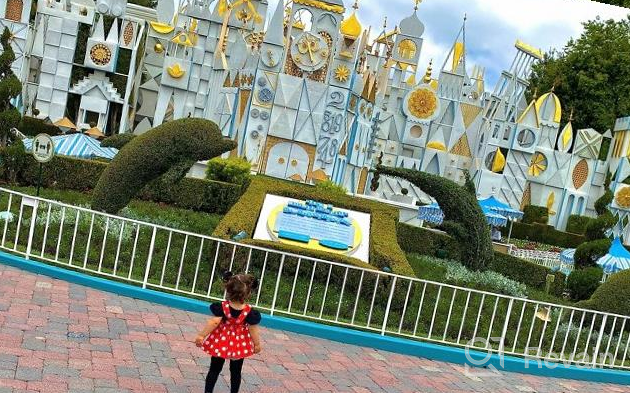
[92,118,236,213]
[9,152,242,214]
[574,238,611,269]
[522,205,548,224]
[100,133,136,149]
[567,266,603,301]
[213,176,414,276]
[510,222,585,248]
[579,269,630,316]
[396,223,565,295]
[566,215,596,235]
[18,116,61,137]
[377,166,493,271]
[206,156,251,187]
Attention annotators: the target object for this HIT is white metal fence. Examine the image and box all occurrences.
[1,188,630,370]
[509,248,575,274]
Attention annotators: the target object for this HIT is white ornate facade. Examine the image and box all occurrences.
[0,0,617,230]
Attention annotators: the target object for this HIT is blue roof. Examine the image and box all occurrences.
[597,238,630,274]
[560,248,575,264]
[478,196,524,220]
[419,201,508,227]
[23,133,118,160]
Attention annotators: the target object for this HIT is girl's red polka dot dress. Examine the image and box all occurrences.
[201,301,255,359]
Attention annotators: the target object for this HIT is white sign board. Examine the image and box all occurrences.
[253,194,371,263]
[31,133,55,163]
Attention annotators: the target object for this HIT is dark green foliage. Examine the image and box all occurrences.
[376,165,493,271]
[396,223,565,295]
[0,140,27,183]
[574,238,611,269]
[92,118,235,213]
[214,176,414,276]
[0,28,22,147]
[522,205,548,224]
[527,18,630,132]
[491,253,566,297]
[579,269,630,316]
[594,189,613,216]
[462,169,476,196]
[18,117,61,137]
[205,156,251,186]
[5,153,242,214]
[510,222,586,248]
[100,133,136,149]
[585,212,617,241]
[566,215,596,235]
[314,179,347,196]
[567,267,603,301]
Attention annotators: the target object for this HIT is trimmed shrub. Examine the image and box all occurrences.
[100,133,136,149]
[206,156,251,186]
[491,252,565,296]
[567,267,603,301]
[510,221,585,248]
[566,215,596,235]
[463,169,476,196]
[7,153,243,214]
[376,165,493,271]
[396,223,565,295]
[213,176,414,277]
[594,189,613,216]
[522,205,548,224]
[92,118,236,213]
[314,179,347,196]
[0,140,27,183]
[574,239,611,269]
[18,116,61,137]
[584,212,616,241]
[579,269,630,316]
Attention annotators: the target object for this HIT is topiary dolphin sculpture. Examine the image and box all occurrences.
[91,118,236,214]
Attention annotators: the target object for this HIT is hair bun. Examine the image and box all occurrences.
[222,271,234,282]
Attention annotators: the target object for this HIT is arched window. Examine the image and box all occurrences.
[292,8,313,32]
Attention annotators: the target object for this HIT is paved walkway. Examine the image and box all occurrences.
[0,264,628,393]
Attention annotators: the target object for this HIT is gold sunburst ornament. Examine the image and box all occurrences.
[90,44,112,66]
[334,65,350,82]
[615,187,630,209]
[407,88,438,119]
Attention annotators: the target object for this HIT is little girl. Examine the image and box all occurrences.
[195,271,262,393]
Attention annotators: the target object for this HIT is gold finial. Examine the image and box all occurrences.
[532,87,538,100]
[383,16,387,30]
[569,107,574,122]
[353,0,359,10]
[414,0,421,11]
[464,13,467,22]
[423,59,433,84]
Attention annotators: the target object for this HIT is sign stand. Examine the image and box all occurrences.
[31,133,55,196]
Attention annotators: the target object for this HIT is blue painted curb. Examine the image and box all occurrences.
[1,250,629,385]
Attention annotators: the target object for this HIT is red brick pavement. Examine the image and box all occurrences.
[0,263,628,393]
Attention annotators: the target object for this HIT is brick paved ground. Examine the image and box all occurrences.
[0,264,628,393]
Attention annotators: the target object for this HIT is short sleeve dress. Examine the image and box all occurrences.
[201,301,261,360]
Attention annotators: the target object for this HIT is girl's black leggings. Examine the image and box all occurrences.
[205,356,244,393]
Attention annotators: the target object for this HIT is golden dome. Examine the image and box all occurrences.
[340,11,362,39]
[535,92,562,123]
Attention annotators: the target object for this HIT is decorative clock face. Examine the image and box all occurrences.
[90,43,112,66]
[290,32,329,72]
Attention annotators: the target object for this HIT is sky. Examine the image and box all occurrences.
[262,0,629,88]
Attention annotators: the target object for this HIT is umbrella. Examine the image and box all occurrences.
[478,196,524,220]
[23,133,118,160]
[560,248,575,264]
[597,238,630,274]
[84,126,106,140]
[418,202,508,227]
[53,117,77,133]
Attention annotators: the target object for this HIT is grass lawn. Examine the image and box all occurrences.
[3,185,223,235]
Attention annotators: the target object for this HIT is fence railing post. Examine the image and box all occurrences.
[381,277,398,336]
[142,227,157,289]
[592,314,608,367]
[24,198,39,260]
[270,254,285,316]
[499,298,514,356]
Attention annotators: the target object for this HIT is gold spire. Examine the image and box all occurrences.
[383,16,387,30]
[532,87,538,100]
[569,107,574,122]
[414,0,421,11]
[423,59,433,84]
[340,2,362,39]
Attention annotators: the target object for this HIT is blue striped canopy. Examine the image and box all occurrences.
[418,202,508,227]
[560,248,575,264]
[23,133,118,160]
[597,238,630,274]
[478,196,524,220]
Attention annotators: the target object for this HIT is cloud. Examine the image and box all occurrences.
[264,0,629,88]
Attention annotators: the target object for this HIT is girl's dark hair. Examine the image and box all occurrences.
[222,271,258,303]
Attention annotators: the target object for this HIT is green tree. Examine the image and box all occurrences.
[527,17,630,132]
[0,28,22,147]
[462,169,476,196]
